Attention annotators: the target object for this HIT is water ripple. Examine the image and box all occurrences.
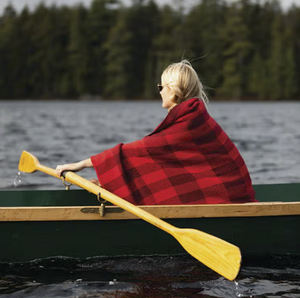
[0,100,299,189]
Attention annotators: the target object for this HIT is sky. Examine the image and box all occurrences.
[1,0,300,13]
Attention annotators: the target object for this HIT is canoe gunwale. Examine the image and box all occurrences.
[1,201,300,221]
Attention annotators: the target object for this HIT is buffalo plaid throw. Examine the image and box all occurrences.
[91,98,256,205]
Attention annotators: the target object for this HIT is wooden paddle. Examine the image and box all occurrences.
[19,150,241,280]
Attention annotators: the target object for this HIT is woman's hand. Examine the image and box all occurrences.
[56,162,83,176]
[56,158,92,176]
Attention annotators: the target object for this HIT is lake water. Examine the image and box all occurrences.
[1,100,299,189]
[0,100,300,297]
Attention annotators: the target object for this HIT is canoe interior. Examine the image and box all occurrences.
[1,183,300,207]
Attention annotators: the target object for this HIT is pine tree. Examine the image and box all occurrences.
[248,50,269,100]
[282,27,297,99]
[0,4,18,98]
[86,0,118,97]
[103,7,135,99]
[283,4,300,99]
[68,4,91,97]
[267,14,284,100]
[152,5,182,86]
[218,2,253,99]
[51,6,72,97]
[183,0,226,95]
[140,0,160,99]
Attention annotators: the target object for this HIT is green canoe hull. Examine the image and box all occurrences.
[0,183,300,263]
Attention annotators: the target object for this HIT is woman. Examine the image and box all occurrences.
[56,60,256,205]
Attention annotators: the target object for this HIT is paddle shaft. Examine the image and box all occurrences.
[36,164,176,234]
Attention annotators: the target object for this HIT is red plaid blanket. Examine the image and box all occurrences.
[91,98,256,205]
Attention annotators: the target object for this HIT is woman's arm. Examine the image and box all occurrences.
[56,158,93,176]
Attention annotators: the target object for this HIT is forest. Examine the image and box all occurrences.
[0,0,299,100]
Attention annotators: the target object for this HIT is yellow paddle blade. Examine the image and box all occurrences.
[18,151,39,173]
[173,228,241,281]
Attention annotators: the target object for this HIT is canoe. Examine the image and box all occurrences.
[0,183,300,264]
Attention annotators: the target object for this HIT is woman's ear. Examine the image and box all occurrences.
[170,93,178,104]
[169,90,176,102]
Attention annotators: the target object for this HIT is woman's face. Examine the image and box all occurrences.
[160,75,176,110]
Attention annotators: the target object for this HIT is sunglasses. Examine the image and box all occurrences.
[157,84,164,92]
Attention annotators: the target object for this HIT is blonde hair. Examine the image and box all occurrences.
[162,60,208,105]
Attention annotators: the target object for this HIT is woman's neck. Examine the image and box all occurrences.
[168,104,177,113]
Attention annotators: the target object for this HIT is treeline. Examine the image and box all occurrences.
[0,0,299,100]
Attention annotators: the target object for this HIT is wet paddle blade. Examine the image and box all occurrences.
[173,228,241,281]
[18,150,39,173]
